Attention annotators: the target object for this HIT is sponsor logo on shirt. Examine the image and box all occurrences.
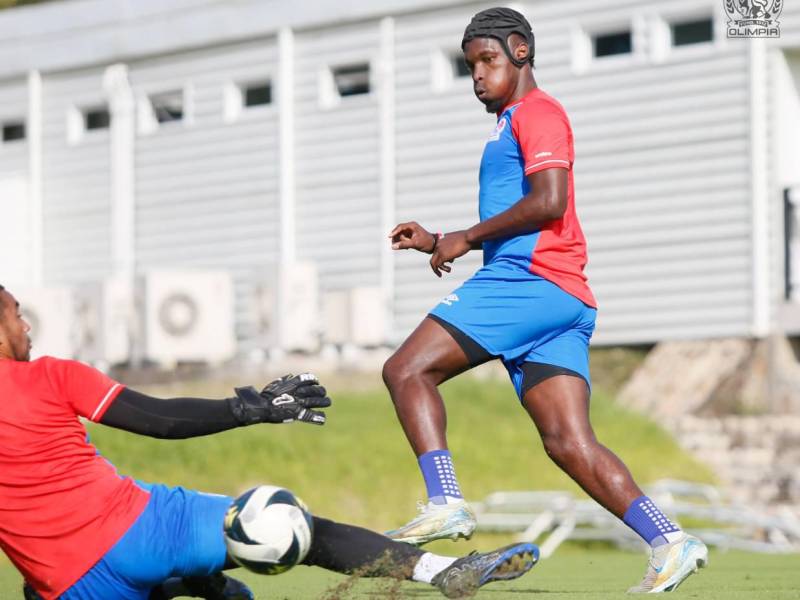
[487,118,507,142]
[535,151,553,158]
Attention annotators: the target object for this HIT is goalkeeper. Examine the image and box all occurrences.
[0,284,536,600]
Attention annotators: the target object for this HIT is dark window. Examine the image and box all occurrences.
[2,121,25,142]
[451,53,471,78]
[151,92,183,123]
[85,107,111,130]
[332,64,370,97]
[593,31,632,57]
[672,18,714,46]
[244,82,272,107]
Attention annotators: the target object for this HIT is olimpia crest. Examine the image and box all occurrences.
[725,0,783,37]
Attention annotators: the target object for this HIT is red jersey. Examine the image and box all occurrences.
[0,357,149,599]
[479,88,596,307]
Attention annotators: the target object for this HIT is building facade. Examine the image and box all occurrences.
[0,0,799,353]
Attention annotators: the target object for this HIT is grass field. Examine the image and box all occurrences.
[1,373,797,597]
[2,544,799,598]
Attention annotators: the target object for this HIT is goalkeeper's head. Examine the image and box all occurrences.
[461,7,536,114]
[0,284,33,362]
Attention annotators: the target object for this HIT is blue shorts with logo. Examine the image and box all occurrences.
[61,483,232,600]
[429,267,596,399]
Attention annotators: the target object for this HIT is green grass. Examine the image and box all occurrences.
[0,374,735,597]
[2,545,798,598]
[64,376,710,530]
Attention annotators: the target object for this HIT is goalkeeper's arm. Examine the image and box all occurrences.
[100,373,331,439]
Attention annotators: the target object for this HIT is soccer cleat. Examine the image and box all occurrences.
[432,542,539,598]
[627,533,708,593]
[385,500,477,545]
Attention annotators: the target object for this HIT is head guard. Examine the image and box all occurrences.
[461,7,534,67]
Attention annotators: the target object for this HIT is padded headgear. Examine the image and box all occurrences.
[461,7,535,67]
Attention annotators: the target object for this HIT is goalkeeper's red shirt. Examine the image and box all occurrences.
[0,357,149,599]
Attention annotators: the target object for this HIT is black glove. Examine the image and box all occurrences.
[228,373,331,426]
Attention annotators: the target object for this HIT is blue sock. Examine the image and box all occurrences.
[418,450,463,505]
[623,495,682,547]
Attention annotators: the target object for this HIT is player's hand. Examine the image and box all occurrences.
[389,221,437,254]
[430,231,471,277]
[228,373,332,426]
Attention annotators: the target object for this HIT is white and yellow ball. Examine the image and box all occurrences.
[223,485,314,575]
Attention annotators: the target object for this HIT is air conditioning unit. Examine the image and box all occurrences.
[252,261,319,353]
[12,286,77,359]
[321,286,387,347]
[73,276,135,366]
[141,270,236,366]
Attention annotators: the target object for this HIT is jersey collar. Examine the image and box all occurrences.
[498,87,541,117]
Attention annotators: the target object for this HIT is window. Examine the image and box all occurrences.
[2,121,25,142]
[332,64,370,97]
[150,91,184,123]
[85,107,111,130]
[671,18,714,46]
[593,30,632,57]
[451,53,471,78]
[244,81,272,107]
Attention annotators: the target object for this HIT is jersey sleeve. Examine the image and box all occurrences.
[43,358,125,421]
[512,100,572,175]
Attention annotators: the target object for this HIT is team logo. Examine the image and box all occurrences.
[440,293,460,306]
[487,118,507,142]
[725,0,782,38]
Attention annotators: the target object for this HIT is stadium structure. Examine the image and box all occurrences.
[0,0,799,374]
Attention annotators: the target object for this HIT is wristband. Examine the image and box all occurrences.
[430,232,443,254]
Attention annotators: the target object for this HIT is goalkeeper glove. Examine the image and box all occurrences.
[228,373,331,426]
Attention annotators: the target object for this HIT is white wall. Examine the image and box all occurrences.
[0,78,32,286]
[129,40,282,340]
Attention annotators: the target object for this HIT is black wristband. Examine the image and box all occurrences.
[429,232,441,254]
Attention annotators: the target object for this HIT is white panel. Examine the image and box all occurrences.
[129,39,281,342]
[0,176,32,285]
[0,80,31,285]
[14,286,77,359]
[40,67,113,285]
[143,270,236,365]
[294,21,383,293]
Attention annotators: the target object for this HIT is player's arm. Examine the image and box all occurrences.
[427,168,566,277]
[100,373,332,439]
[467,168,567,242]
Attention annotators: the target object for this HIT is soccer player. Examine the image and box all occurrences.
[0,284,537,600]
[383,7,708,593]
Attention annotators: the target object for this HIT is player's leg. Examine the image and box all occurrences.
[59,483,251,600]
[521,369,707,592]
[305,516,538,598]
[382,315,492,543]
[522,373,644,517]
[383,316,487,455]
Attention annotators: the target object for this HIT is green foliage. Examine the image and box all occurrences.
[0,0,53,9]
[76,377,710,530]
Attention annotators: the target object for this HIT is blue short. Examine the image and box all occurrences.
[61,483,232,600]
[429,269,596,399]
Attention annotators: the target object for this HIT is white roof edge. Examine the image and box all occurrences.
[0,0,468,81]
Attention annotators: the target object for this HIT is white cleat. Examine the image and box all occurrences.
[628,533,708,593]
[385,501,477,546]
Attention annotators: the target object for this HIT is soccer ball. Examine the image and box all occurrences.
[223,485,314,575]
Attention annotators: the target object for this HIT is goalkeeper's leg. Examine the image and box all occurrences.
[303,516,424,577]
[303,517,537,597]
